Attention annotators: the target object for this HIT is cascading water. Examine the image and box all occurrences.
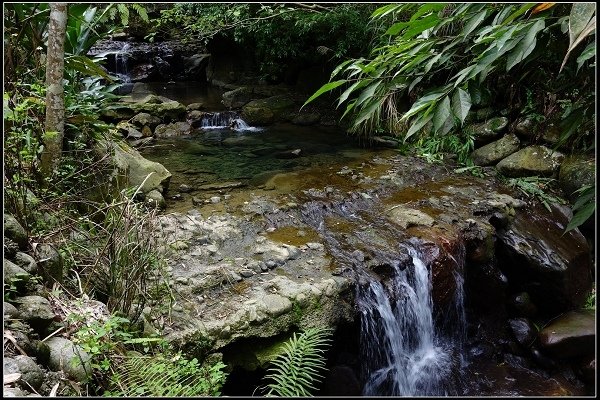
[358,242,467,396]
[115,43,131,83]
[200,111,262,132]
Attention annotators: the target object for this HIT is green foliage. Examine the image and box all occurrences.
[146,4,379,80]
[305,3,595,155]
[583,284,595,310]
[504,176,565,212]
[72,314,134,374]
[263,327,332,397]
[565,184,595,233]
[58,193,169,323]
[415,130,475,165]
[107,353,227,397]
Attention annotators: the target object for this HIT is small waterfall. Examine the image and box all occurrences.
[358,242,466,396]
[115,43,131,83]
[200,111,262,132]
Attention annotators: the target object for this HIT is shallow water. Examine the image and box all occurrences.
[140,122,385,202]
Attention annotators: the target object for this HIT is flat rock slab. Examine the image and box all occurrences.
[538,310,595,359]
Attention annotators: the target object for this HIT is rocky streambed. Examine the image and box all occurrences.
[4,148,595,396]
[138,151,594,395]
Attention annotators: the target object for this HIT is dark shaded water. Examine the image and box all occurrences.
[119,81,225,108]
[140,121,380,196]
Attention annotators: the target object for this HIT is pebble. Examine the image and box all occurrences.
[210,196,221,203]
[239,269,254,278]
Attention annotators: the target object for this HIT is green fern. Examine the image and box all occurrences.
[264,327,333,397]
[107,352,227,397]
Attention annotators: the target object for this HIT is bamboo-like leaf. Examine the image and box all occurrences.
[565,201,595,232]
[502,3,536,26]
[302,80,347,108]
[506,19,545,71]
[461,10,488,38]
[355,81,382,107]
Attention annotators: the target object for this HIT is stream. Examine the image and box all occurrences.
[127,82,590,397]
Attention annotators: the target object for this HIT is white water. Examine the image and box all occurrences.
[359,244,466,396]
[115,44,131,83]
[200,112,262,132]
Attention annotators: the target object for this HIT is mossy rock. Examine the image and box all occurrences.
[558,155,595,202]
[242,95,296,125]
[496,145,564,178]
[471,134,521,166]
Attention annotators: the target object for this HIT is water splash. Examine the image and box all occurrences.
[200,112,262,132]
[358,243,466,396]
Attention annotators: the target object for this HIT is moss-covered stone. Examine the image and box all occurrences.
[471,134,521,166]
[496,145,564,177]
[558,155,595,201]
[242,95,296,125]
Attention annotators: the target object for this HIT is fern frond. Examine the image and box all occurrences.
[131,4,149,23]
[109,352,227,396]
[264,327,333,397]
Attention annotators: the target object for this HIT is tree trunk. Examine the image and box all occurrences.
[41,3,68,177]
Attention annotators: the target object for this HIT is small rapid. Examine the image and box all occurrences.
[199,111,262,132]
[358,242,465,396]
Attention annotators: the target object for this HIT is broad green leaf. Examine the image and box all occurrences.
[452,88,471,124]
[410,3,446,22]
[565,200,595,232]
[401,88,449,120]
[561,16,596,72]
[502,3,536,25]
[405,113,433,140]
[568,3,596,47]
[461,10,488,38]
[371,4,402,19]
[386,21,409,35]
[402,14,440,39]
[64,55,114,81]
[576,41,596,72]
[302,80,347,108]
[506,19,545,71]
[433,96,451,133]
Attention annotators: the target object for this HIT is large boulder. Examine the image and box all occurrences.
[495,205,592,313]
[4,214,27,249]
[538,310,595,359]
[471,134,521,166]
[558,155,595,202]
[96,139,171,194]
[12,355,44,391]
[241,95,296,125]
[154,121,192,138]
[496,145,564,178]
[4,259,30,292]
[386,206,435,229]
[46,337,92,382]
[120,94,186,121]
[131,112,162,130]
[183,53,210,78]
[13,252,38,274]
[33,243,64,284]
[15,295,55,331]
[222,87,253,109]
[465,117,509,144]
